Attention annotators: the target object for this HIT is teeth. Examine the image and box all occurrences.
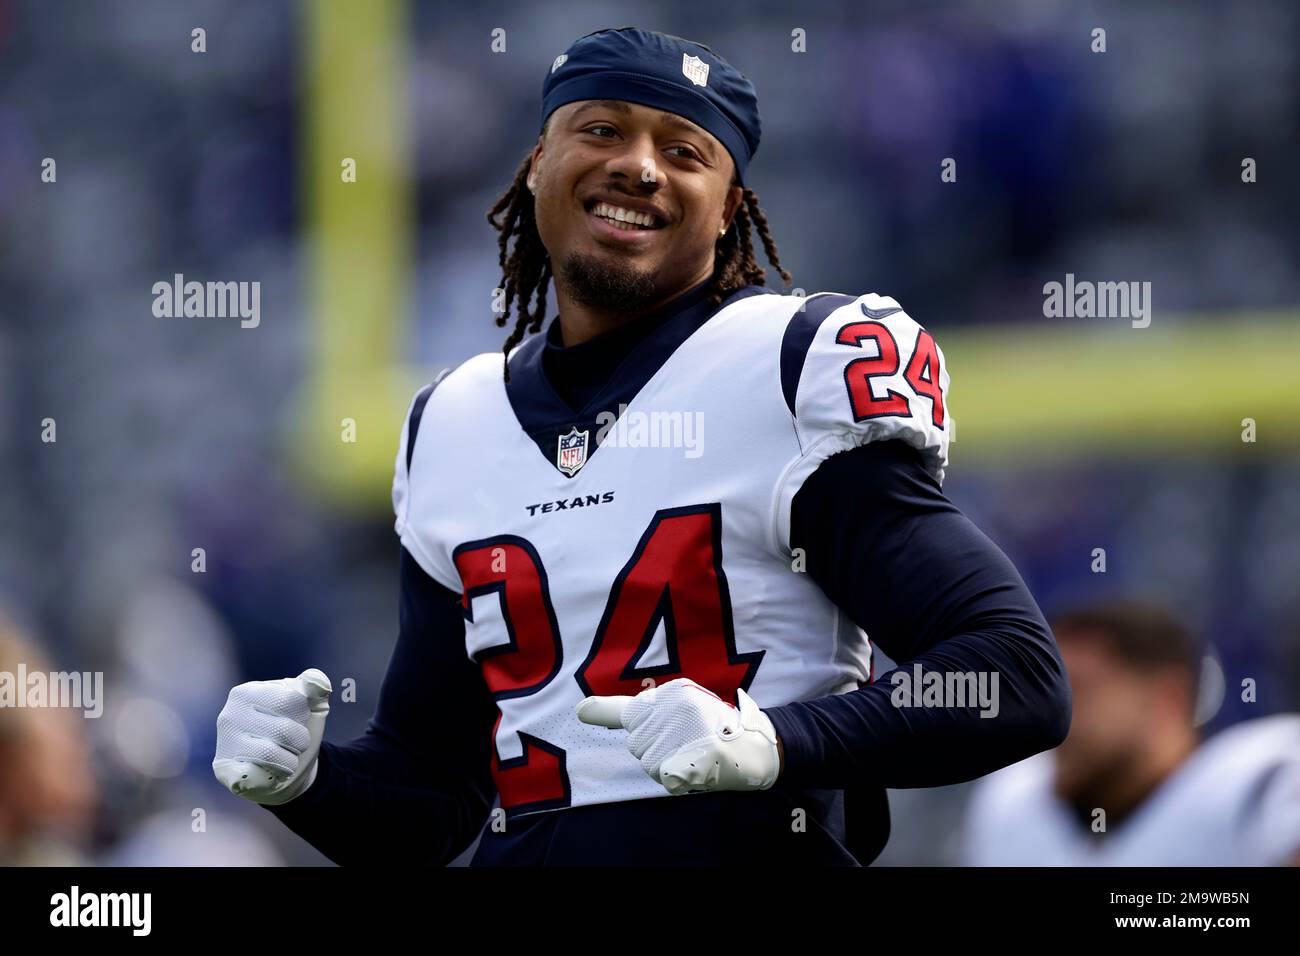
[592,202,658,229]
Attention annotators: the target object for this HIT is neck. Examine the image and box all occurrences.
[554,263,714,347]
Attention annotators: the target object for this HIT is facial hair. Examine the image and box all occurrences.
[559,251,660,315]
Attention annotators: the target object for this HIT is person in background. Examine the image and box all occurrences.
[0,614,100,866]
[963,599,1300,866]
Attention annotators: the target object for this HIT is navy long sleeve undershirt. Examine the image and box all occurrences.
[765,439,1072,790]
[266,549,497,866]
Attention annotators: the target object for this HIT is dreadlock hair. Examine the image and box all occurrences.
[486,129,793,382]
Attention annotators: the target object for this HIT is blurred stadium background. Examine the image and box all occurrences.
[1,0,1297,865]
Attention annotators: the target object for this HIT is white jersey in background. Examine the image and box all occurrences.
[962,714,1300,866]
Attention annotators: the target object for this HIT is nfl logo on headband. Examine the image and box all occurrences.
[681,53,709,87]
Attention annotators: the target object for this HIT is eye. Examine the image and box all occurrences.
[584,124,618,138]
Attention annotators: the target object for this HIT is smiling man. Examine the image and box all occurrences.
[214,27,1071,866]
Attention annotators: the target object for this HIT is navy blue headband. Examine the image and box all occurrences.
[540,27,761,184]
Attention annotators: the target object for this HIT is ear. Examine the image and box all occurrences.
[720,183,744,231]
[526,139,545,194]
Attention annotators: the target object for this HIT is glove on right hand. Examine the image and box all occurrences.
[213,669,332,806]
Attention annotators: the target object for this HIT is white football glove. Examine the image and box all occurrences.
[576,677,781,795]
[213,669,332,806]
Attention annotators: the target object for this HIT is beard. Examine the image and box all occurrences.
[559,251,661,315]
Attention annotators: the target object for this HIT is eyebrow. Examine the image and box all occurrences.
[568,100,718,159]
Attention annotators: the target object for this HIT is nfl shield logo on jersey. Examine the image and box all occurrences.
[556,426,589,476]
[681,53,709,87]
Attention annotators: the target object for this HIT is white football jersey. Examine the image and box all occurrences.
[962,714,1300,866]
[392,287,951,818]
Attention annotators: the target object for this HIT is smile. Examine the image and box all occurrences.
[588,201,664,230]
[583,199,668,246]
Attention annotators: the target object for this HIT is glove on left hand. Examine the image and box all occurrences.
[576,677,781,795]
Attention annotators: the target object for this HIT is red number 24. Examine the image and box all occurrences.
[452,503,762,814]
[836,320,946,428]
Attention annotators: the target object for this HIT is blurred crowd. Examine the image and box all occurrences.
[1,0,1297,865]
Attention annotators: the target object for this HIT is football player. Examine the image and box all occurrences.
[215,26,1071,865]
[963,601,1300,866]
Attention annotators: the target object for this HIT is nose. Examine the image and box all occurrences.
[605,131,663,188]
